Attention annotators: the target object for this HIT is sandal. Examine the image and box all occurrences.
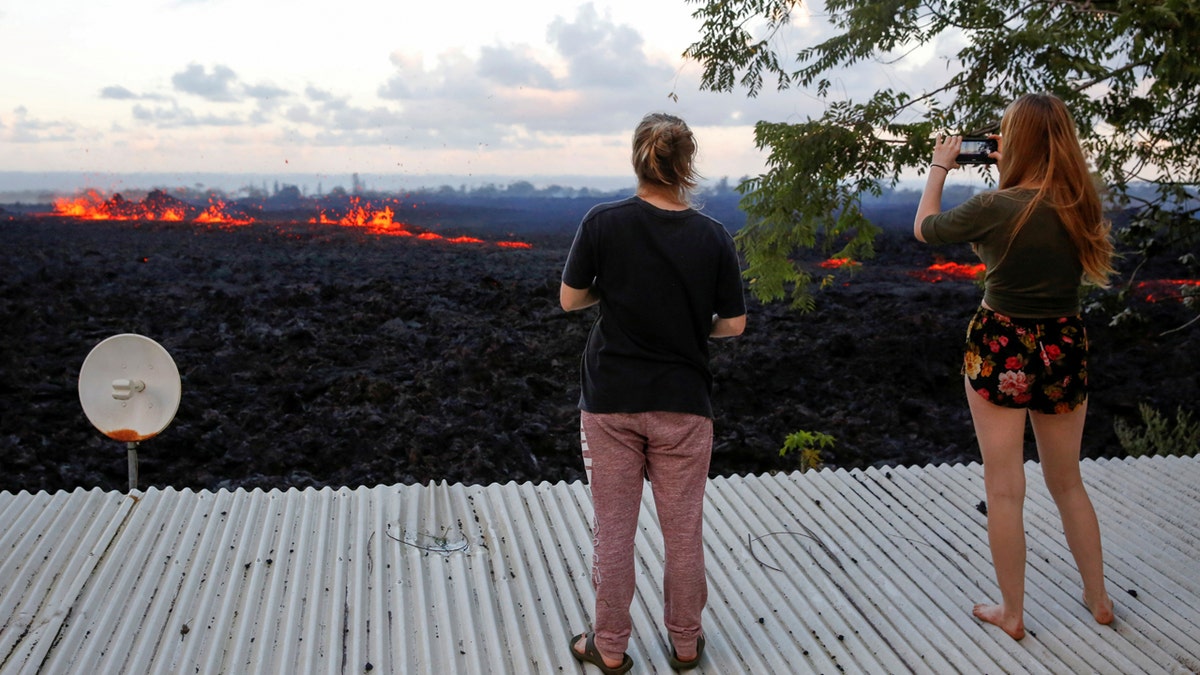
[569,632,633,674]
[668,634,705,670]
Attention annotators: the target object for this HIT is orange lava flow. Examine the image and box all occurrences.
[53,190,249,224]
[53,190,114,219]
[1136,279,1200,303]
[50,190,532,248]
[819,258,862,270]
[311,198,531,248]
[910,261,986,283]
[193,200,253,226]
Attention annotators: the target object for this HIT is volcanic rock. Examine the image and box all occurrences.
[0,216,1195,494]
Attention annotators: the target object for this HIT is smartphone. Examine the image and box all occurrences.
[957,137,998,165]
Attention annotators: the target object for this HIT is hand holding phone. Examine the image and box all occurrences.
[957,137,999,165]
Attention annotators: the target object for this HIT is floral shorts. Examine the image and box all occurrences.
[962,307,1089,414]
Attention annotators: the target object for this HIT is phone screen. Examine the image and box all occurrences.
[961,140,991,155]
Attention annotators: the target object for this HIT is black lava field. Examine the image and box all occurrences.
[1,212,1195,494]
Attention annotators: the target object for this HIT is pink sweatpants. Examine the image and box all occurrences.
[581,410,712,659]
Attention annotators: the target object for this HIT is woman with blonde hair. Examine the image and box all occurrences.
[914,92,1116,640]
[562,112,746,671]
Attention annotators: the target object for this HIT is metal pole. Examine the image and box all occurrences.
[127,441,139,492]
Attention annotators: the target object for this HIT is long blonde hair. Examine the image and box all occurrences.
[631,113,701,207]
[998,93,1116,287]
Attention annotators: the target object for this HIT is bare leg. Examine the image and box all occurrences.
[1029,401,1115,625]
[965,378,1029,640]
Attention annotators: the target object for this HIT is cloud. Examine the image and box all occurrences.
[172,63,241,102]
[2,106,83,143]
[477,45,558,89]
[304,85,339,103]
[100,85,170,102]
[244,83,292,101]
[546,4,669,90]
[367,4,686,147]
[100,86,139,101]
[285,104,315,124]
[9,3,817,175]
[65,7,792,155]
[132,102,244,128]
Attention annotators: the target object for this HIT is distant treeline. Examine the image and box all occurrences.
[3,177,1161,236]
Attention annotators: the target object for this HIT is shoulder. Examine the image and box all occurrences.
[690,208,727,231]
[922,190,1005,244]
[581,196,639,224]
[943,190,1030,221]
[991,187,1038,208]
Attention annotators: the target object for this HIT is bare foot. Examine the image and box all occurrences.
[1084,592,1115,626]
[973,603,1026,640]
[573,634,624,669]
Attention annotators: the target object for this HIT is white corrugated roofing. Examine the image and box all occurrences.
[2,456,1198,674]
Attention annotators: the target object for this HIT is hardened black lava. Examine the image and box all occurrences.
[0,216,1194,494]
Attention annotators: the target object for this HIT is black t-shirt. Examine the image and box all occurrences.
[561,196,746,418]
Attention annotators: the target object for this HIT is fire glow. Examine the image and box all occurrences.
[53,190,246,226]
[194,200,253,226]
[910,261,986,283]
[819,258,862,270]
[309,198,531,248]
[1136,279,1200,303]
[49,191,532,248]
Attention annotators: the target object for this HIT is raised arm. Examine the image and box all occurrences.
[914,135,962,242]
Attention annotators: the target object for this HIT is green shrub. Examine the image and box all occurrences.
[1114,404,1200,458]
[779,430,836,472]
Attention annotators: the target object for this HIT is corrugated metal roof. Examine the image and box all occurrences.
[2,456,1198,674]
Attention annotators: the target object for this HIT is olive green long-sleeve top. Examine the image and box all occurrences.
[920,189,1084,318]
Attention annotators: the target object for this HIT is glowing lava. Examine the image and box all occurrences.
[53,190,247,225]
[910,261,986,283]
[50,190,531,248]
[819,258,862,270]
[54,190,112,219]
[1136,279,1200,303]
[193,199,253,226]
[311,197,530,248]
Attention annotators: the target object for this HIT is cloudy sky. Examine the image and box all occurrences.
[0,0,941,190]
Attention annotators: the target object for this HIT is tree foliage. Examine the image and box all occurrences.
[684,0,1200,308]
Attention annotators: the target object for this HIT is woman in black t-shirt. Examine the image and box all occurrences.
[562,112,746,673]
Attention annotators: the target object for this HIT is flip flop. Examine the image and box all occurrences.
[668,634,705,670]
[569,632,634,674]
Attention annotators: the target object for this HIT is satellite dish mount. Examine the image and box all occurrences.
[78,334,181,491]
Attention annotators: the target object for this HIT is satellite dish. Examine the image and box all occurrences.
[78,334,181,490]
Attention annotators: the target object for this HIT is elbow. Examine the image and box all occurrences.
[913,217,928,243]
[558,284,574,312]
[559,283,591,312]
[713,314,747,338]
[727,314,747,336]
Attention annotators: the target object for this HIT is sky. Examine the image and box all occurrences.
[0,0,947,193]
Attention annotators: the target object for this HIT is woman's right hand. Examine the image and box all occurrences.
[933,135,961,170]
